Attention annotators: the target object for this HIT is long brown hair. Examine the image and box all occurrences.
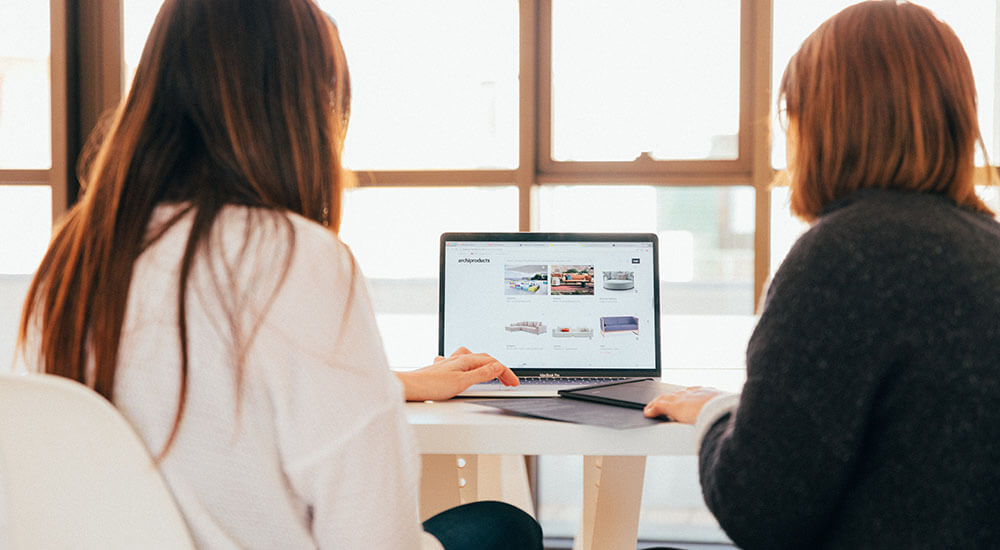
[779,0,992,221]
[19,0,351,452]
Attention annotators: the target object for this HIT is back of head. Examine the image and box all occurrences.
[118,0,351,228]
[779,0,991,221]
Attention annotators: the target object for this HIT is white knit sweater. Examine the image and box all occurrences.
[105,205,438,549]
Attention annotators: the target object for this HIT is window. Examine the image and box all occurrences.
[124,0,165,88]
[0,186,51,274]
[319,1,519,170]
[339,186,518,365]
[550,1,741,162]
[0,1,53,276]
[0,1,51,169]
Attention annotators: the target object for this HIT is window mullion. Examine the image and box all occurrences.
[750,0,774,311]
[49,0,70,221]
[518,0,539,232]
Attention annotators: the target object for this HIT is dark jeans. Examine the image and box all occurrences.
[422,500,543,550]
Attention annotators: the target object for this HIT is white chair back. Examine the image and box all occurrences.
[0,372,194,549]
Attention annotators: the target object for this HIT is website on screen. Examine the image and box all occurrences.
[442,240,657,370]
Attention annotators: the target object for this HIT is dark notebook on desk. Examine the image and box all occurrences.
[470,379,687,429]
[439,232,661,397]
[558,378,686,408]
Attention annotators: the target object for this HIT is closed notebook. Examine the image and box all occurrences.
[558,378,686,409]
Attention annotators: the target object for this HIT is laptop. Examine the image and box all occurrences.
[440,232,661,397]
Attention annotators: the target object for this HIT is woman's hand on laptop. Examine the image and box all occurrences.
[394,347,520,401]
[643,386,724,424]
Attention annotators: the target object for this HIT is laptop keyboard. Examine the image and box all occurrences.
[485,376,629,386]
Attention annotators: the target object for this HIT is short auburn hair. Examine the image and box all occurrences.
[779,0,993,221]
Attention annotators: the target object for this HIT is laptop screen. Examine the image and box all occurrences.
[439,233,660,377]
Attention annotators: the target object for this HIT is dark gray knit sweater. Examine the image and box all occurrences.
[700,189,1000,549]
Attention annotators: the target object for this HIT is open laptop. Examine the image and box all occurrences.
[440,232,661,397]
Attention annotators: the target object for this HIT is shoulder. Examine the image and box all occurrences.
[192,207,369,353]
[219,208,392,389]
[202,206,360,296]
[766,189,1000,321]
[782,189,1000,279]
[214,206,350,262]
[814,189,1000,248]
[763,192,912,317]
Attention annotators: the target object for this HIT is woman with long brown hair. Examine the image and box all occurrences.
[18,0,539,548]
[645,2,1000,548]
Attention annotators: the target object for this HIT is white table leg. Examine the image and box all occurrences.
[573,455,647,550]
[419,454,535,521]
[473,454,536,518]
[420,454,463,521]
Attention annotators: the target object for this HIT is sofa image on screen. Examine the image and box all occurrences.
[505,321,546,335]
[551,327,594,339]
[602,279,634,290]
[600,316,639,336]
[602,271,634,290]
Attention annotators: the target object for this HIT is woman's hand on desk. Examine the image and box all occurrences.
[394,347,519,401]
[643,386,724,424]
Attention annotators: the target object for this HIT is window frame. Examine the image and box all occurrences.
[350,0,776,308]
[536,0,754,177]
[0,1,65,223]
[0,0,125,229]
[45,0,1000,308]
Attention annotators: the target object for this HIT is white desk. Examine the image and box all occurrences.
[406,400,697,550]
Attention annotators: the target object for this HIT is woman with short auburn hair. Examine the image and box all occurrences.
[780,0,991,221]
[645,2,1000,548]
[17,0,539,548]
